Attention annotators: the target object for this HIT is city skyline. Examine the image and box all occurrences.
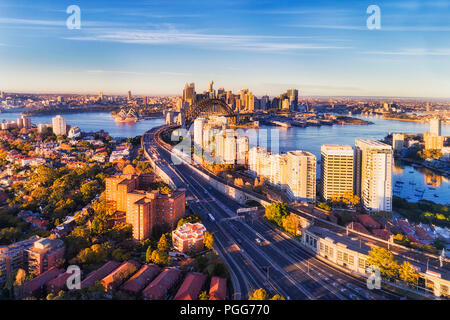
[1,0,450,98]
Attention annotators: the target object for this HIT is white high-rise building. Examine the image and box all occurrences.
[320,145,354,201]
[193,118,206,163]
[286,151,316,202]
[236,136,249,165]
[268,153,288,189]
[355,139,393,212]
[249,146,269,177]
[430,118,441,137]
[52,115,67,136]
[392,134,405,153]
[223,129,237,164]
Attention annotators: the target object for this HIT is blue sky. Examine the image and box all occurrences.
[0,0,450,98]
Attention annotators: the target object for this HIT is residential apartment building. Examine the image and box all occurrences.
[172,222,206,253]
[105,166,185,240]
[52,115,67,136]
[286,151,316,202]
[26,238,65,275]
[0,236,38,285]
[355,139,393,212]
[320,145,354,201]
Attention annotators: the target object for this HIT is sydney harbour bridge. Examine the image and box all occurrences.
[182,98,238,127]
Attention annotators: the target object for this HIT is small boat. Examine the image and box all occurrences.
[434,194,439,198]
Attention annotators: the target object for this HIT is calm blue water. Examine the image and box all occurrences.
[1,110,448,204]
[256,114,449,205]
[0,110,164,138]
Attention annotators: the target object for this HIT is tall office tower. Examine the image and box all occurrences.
[193,118,206,163]
[392,134,405,153]
[286,151,316,202]
[208,80,215,98]
[17,115,31,129]
[0,91,3,99]
[226,91,233,105]
[430,117,441,136]
[271,97,280,110]
[127,91,132,100]
[235,99,242,112]
[261,95,270,110]
[355,139,393,212]
[52,115,67,136]
[239,89,249,110]
[383,102,390,111]
[99,91,103,100]
[268,153,288,189]
[183,83,196,105]
[286,89,298,110]
[236,136,249,165]
[320,145,354,201]
[282,98,290,110]
[246,92,255,112]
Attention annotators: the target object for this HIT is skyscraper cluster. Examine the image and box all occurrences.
[180,81,300,113]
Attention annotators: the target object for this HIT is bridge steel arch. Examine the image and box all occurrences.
[183,98,236,127]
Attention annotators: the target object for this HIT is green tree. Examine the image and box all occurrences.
[150,250,170,266]
[398,261,419,286]
[157,234,171,252]
[199,291,209,300]
[249,288,269,300]
[146,246,153,263]
[264,202,288,227]
[203,231,214,250]
[366,247,400,280]
[270,294,286,300]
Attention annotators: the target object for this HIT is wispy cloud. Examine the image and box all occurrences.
[86,70,147,75]
[363,48,450,56]
[65,28,350,53]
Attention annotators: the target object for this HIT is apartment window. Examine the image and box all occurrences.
[348,255,354,266]
[320,243,324,252]
[337,251,343,261]
[358,258,365,269]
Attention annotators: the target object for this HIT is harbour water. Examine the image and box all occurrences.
[256,114,449,205]
[0,110,165,138]
[1,111,448,204]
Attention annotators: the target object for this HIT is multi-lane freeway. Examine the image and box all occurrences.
[142,125,404,300]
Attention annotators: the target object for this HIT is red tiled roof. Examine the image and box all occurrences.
[174,272,207,300]
[142,268,182,300]
[398,220,415,235]
[372,228,393,241]
[356,215,381,229]
[81,260,121,288]
[407,235,423,244]
[414,226,434,241]
[209,276,227,300]
[101,260,140,291]
[121,264,161,294]
[47,272,72,293]
[346,222,370,235]
[23,267,63,296]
